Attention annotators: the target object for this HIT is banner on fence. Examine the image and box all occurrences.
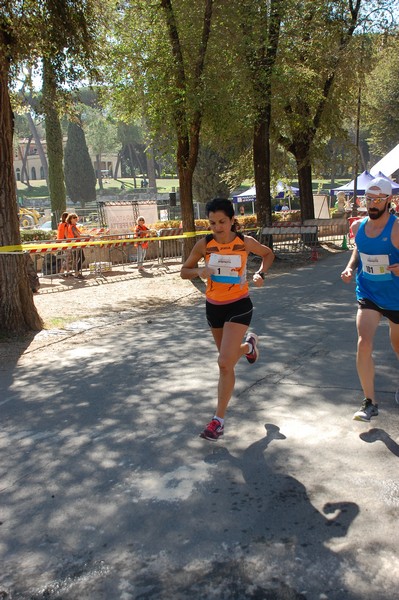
[313,195,330,219]
[103,203,158,233]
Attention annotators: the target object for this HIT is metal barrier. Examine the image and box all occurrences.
[4,220,352,289]
[22,230,191,283]
[260,226,318,253]
[158,228,184,261]
[303,218,350,245]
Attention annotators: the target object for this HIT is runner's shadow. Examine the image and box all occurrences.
[359,428,399,457]
[205,423,359,546]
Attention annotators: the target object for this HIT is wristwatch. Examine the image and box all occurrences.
[257,272,266,279]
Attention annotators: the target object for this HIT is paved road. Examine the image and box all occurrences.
[1,253,398,599]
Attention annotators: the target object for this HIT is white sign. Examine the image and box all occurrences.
[103,203,158,233]
[313,195,330,219]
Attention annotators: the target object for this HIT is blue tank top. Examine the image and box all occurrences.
[355,214,399,309]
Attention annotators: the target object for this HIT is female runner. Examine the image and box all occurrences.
[180,198,274,440]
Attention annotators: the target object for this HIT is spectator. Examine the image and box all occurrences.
[66,213,86,280]
[57,211,71,277]
[135,216,150,272]
[57,212,69,240]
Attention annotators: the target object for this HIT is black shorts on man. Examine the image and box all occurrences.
[358,297,399,324]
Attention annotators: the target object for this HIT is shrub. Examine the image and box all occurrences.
[152,220,182,231]
[21,229,56,242]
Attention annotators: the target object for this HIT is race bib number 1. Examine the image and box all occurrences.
[209,253,241,284]
[360,253,392,281]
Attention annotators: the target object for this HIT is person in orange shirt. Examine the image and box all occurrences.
[181,198,274,441]
[57,211,69,239]
[66,213,86,279]
[135,216,150,272]
[57,211,71,277]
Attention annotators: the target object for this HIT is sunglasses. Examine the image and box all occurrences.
[365,195,389,205]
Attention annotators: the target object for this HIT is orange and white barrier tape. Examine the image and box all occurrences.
[0,231,199,255]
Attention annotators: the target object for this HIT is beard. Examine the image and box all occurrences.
[368,204,388,220]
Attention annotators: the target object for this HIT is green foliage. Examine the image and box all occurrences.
[84,106,119,157]
[64,121,97,204]
[3,0,107,85]
[20,229,55,242]
[192,145,231,203]
[363,36,399,157]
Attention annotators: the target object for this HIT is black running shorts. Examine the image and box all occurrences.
[358,298,399,324]
[206,297,253,329]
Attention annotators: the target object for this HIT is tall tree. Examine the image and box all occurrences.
[111,0,214,257]
[0,0,103,335]
[42,57,67,225]
[64,120,97,205]
[84,107,119,190]
[273,0,396,220]
[237,0,283,228]
[192,145,230,204]
[160,0,213,255]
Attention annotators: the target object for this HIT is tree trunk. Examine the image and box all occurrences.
[145,145,157,189]
[19,135,32,186]
[295,152,314,222]
[96,153,103,190]
[178,148,196,261]
[129,146,137,187]
[253,119,273,228]
[27,113,48,182]
[0,54,43,335]
[126,144,137,186]
[114,151,121,179]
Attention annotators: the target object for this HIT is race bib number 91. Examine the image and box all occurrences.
[209,253,241,284]
[360,252,392,281]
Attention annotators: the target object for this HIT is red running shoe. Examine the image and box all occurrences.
[199,418,224,441]
[245,333,259,364]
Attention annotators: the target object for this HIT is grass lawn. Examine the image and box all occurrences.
[16,177,180,199]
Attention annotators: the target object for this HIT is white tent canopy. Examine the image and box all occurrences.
[370,144,399,178]
[233,181,299,202]
[235,186,256,200]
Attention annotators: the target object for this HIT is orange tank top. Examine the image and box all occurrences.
[57,222,68,239]
[205,233,249,304]
[67,224,81,239]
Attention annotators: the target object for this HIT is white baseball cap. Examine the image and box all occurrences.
[365,176,392,197]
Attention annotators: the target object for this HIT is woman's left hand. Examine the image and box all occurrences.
[252,273,265,287]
